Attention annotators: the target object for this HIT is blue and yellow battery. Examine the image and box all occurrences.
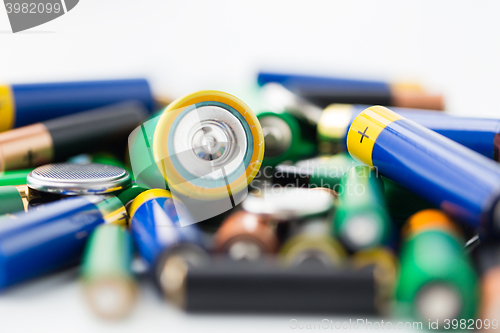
[257,111,317,167]
[0,78,156,132]
[396,210,478,325]
[332,166,393,252]
[128,91,264,222]
[128,189,209,300]
[81,224,137,320]
[318,103,500,160]
[0,195,127,289]
[347,106,500,234]
[257,71,444,110]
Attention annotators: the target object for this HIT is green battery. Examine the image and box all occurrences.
[257,111,317,167]
[81,224,137,320]
[0,169,32,186]
[0,185,28,215]
[396,218,478,325]
[332,165,392,252]
[274,153,435,221]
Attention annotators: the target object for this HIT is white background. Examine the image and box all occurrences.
[0,1,498,332]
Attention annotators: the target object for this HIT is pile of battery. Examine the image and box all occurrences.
[0,73,498,329]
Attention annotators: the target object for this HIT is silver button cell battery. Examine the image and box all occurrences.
[27,163,132,196]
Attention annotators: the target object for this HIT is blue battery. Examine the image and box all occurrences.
[319,104,500,160]
[257,71,444,110]
[346,106,500,232]
[0,196,127,289]
[129,189,205,266]
[257,72,392,103]
[0,79,154,131]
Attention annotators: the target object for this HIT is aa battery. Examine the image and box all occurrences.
[0,101,148,171]
[396,210,478,325]
[0,78,154,131]
[333,166,392,251]
[163,257,382,315]
[280,220,346,268]
[0,185,28,215]
[318,103,500,160]
[347,106,500,233]
[257,111,316,167]
[128,91,264,222]
[0,195,127,289]
[81,224,137,320]
[214,210,279,261]
[257,71,444,110]
[128,189,208,298]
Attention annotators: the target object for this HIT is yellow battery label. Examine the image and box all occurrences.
[0,85,15,132]
[346,106,402,167]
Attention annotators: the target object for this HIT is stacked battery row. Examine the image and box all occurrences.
[0,74,497,329]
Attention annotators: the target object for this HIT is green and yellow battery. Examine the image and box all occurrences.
[257,111,317,167]
[332,165,393,252]
[280,220,347,268]
[81,224,136,320]
[0,185,29,215]
[129,91,264,203]
[396,210,479,325]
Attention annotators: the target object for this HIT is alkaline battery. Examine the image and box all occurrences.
[0,101,148,171]
[0,195,127,289]
[128,91,264,222]
[257,111,317,167]
[162,257,383,315]
[128,189,209,299]
[347,106,500,233]
[333,166,392,252]
[214,210,279,261]
[280,219,346,268]
[0,78,154,132]
[81,224,137,320]
[318,103,500,159]
[396,210,478,325]
[0,185,28,215]
[258,71,444,110]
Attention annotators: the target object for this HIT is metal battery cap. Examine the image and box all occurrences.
[27,163,131,196]
[242,187,333,220]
